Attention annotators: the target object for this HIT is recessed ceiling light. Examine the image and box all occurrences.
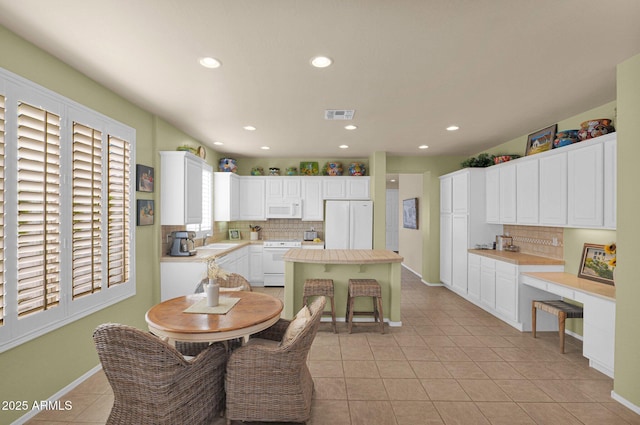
[344,125,358,130]
[390,179,397,183]
[419,145,429,149]
[213,141,224,146]
[260,146,270,150]
[243,125,257,131]
[339,145,349,149]
[446,125,460,131]
[199,57,222,68]
[311,56,333,68]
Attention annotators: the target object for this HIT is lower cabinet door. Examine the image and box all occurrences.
[480,257,496,309]
[467,254,481,302]
[495,262,517,321]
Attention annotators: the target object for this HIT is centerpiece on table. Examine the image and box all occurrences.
[204,260,230,307]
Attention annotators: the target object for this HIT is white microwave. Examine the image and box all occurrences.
[266,199,302,218]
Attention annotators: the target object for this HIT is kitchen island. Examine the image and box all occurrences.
[283,249,404,324]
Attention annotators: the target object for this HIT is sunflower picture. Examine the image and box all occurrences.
[578,243,616,285]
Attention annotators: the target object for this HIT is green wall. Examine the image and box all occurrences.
[0,25,205,424]
[615,53,640,408]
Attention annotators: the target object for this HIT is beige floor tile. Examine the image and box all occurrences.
[401,346,439,361]
[493,379,553,402]
[349,400,398,425]
[383,378,429,400]
[367,333,400,346]
[456,379,511,402]
[394,334,427,347]
[561,402,632,425]
[531,379,597,402]
[433,401,491,424]
[431,346,472,362]
[602,402,640,425]
[308,360,344,377]
[441,362,490,379]
[370,345,406,361]
[376,360,416,378]
[474,335,515,348]
[421,379,470,401]
[341,343,374,361]
[461,326,500,336]
[449,335,486,347]
[309,343,342,360]
[312,377,348,400]
[343,360,380,378]
[461,347,504,362]
[391,401,444,425]
[310,400,351,425]
[422,335,457,347]
[414,325,445,336]
[438,325,472,336]
[410,361,453,379]
[345,378,389,400]
[518,402,584,425]
[475,362,525,380]
[475,402,536,425]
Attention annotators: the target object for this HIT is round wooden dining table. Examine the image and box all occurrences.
[145,291,283,344]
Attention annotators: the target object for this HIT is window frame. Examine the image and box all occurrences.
[0,67,136,353]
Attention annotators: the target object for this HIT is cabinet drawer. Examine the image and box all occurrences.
[520,275,547,291]
[548,284,574,300]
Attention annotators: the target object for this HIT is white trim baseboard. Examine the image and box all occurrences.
[611,391,640,415]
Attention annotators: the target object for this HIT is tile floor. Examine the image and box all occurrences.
[27,268,640,425]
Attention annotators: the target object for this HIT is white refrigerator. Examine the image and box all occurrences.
[324,200,373,249]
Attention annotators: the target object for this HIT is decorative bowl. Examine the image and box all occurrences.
[219,157,238,173]
[578,119,615,140]
[250,167,264,176]
[324,162,343,176]
[286,167,297,176]
[553,129,580,148]
[300,162,319,176]
[269,167,280,176]
[348,162,366,176]
[493,155,521,164]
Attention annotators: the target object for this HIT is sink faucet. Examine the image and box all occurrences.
[202,234,211,246]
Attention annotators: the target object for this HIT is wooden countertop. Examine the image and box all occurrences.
[522,272,615,300]
[283,248,404,264]
[468,249,565,266]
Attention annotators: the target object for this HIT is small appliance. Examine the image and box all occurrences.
[303,230,318,241]
[169,231,197,256]
[495,235,513,251]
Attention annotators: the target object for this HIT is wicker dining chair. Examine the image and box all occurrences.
[224,296,326,425]
[194,273,253,293]
[93,323,227,425]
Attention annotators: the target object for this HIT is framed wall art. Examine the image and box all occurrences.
[229,229,241,240]
[402,198,418,229]
[136,164,154,192]
[136,199,154,226]
[578,243,616,285]
[525,124,557,156]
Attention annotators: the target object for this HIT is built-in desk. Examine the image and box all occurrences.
[521,272,616,378]
[283,249,404,324]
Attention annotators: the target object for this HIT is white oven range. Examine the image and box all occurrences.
[262,240,302,286]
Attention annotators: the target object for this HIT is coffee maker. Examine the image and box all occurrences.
[169,231,197,256]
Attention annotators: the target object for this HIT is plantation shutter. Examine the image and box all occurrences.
[72,123,103,298]
[0,95,5,326]
[16,102,61,318]
[107,135,130,286]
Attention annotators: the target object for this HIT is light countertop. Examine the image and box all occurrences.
[468,249,565,266]
[522,272,615,300]
[283,248,403,264]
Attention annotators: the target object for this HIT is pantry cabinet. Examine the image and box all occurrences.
[160,151,205,225]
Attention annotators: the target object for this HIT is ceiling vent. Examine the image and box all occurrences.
[324,109,355,120]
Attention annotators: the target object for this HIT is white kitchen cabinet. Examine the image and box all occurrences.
[214,172,240,221]
[495,261,518,321]
[322,177,370,200]
[467,253,481,302]
[266,177,301,199]
[568,142,604,227]
[249,244,264,284]
[539,152,567,225]
[238,177,266,221]
[479,256,496,310]
[440,175,452,214]
[499,164,517,223]
[160,261,206,301]
[575,292,615,377]
[485,167,500,223]
[439,169,501,290]
[301,177,323,221]
[516,159,539,224]
[439,214,452,286]
[160,151,204,225]
[603,138,616,229]
[451,215,468,294]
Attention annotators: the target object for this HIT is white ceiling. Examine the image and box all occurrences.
[1,0,639,159]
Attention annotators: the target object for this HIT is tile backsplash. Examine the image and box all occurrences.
[503,225,564,259]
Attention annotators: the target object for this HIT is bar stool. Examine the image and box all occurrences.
[346,279,384,334]
[303,279,337,333]
[532,300,584,353]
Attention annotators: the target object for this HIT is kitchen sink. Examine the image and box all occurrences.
[201,243,240,250]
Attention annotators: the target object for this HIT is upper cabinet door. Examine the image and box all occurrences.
[539,152,567,226]
[485,167,500,223]
[239,177,266,220]
[440,176,452,214]
[516,159,539,224]
[568,143,604,227]
[499,164,516,223]
[301,177,324,221]
[452,172,469,214]
[603,139,616,229]
[184,155,204,224]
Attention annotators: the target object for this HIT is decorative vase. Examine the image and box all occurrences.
[250,231,259,240]
[205,279,220,307]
